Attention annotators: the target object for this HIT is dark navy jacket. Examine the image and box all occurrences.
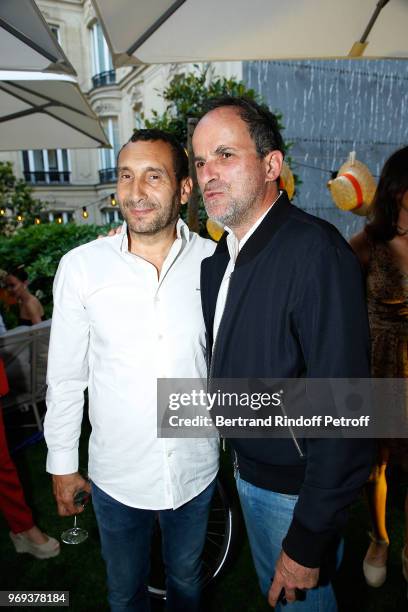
[200,192,374,567]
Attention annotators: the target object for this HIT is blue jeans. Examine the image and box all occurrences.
[236,474,340,612]
[92,480,216,612]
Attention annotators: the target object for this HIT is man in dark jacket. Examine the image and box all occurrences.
[192,96,374,610]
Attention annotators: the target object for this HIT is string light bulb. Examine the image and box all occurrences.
[16,213,23,222]
[82,206,89,219]
[110,193,117,206]
[56,216,63,224]
[0,208,5,216]
[34,217,41,225]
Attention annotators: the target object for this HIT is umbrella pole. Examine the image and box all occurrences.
[348,0,391,57]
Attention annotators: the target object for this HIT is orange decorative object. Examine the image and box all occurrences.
[327,152,377,216]
[279,161,295,200]
[0,288,16,306]
[206,218,225,242]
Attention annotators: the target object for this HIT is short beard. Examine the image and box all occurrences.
[120,195,180,236]
[208,197,255,228]
[204,174,265,230]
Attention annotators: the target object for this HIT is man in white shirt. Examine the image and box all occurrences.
[44,129,218,612]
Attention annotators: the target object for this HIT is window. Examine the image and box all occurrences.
[133,102,143,130]
[47,211,74,224]
[90,22,115,87]
[48,24,61,43]
[22,149,71,184]
[102,208,122,224]
[99,117,120,183]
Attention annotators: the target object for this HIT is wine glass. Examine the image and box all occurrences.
[61,488,90,545]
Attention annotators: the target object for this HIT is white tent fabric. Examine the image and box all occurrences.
[0,71,110,151]
[0,0,76,75]
[91,0,408,66]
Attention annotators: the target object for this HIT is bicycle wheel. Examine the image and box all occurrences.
[148,473,241,599]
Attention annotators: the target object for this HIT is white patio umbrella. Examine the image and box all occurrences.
[0,0,76,75]
[91,0,408,66]
[0,71,110,151]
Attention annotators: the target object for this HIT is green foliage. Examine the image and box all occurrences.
[143,64,286,149]
[0,162,46,235]
[0,223,115,320]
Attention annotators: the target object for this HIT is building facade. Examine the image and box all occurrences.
[0,0,242,225]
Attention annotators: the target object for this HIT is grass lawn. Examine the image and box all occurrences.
[1,409,407,611]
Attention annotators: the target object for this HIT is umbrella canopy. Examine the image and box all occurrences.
[91,0,408,66]
[0,71,110,151]
[0,0,76,75]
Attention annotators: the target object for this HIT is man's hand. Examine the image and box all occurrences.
[52,472,91,517]
[268,550,319,607]
[97,226,122,239]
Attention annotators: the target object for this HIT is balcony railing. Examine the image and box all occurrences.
[99,167,117,183]
[92,69,116,89]
[24,171,71,184]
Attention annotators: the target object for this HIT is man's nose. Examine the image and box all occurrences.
[198,159,219,186]
[129,179,146,201]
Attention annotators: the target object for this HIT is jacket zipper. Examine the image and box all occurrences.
[209,272,304,460]
[279,389,304,458]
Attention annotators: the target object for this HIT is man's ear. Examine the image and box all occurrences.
[264,150,283,183]
[180,177,193,205]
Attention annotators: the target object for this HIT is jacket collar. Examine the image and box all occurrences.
[213,191,293,267]
[201,191,294,342]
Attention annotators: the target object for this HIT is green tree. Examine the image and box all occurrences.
[144,64,287,148]
[0,161,46,235]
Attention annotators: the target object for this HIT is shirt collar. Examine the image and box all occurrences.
[225,192,283,262]
[119,217,190,253]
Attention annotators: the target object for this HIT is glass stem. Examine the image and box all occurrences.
[73,515,77,528]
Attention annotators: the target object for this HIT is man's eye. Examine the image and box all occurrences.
[149,174,160,180]
[120,174,131,180]
[222,152,232,159]
[195,161,204,169]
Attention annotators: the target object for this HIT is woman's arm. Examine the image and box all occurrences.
[26,296,44,325]
[349,230,371,273]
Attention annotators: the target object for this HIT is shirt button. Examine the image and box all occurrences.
[158,334,163,340]
[167,450,173,457]
[154,296,160,303]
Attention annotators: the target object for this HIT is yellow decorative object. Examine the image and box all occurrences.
[279,161,295,200]
[327,152,377,217]
[206,218,224,242]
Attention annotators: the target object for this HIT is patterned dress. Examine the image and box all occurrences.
[366,240,408,469]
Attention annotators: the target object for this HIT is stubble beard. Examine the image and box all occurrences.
[120,195,180,236]
[204,178,264,229]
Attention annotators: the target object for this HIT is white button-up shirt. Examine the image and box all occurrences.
[44,219,218,510]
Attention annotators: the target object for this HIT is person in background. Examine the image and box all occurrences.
[350,146,408,588]
[0,356,60,559]
[6,265,44,326]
